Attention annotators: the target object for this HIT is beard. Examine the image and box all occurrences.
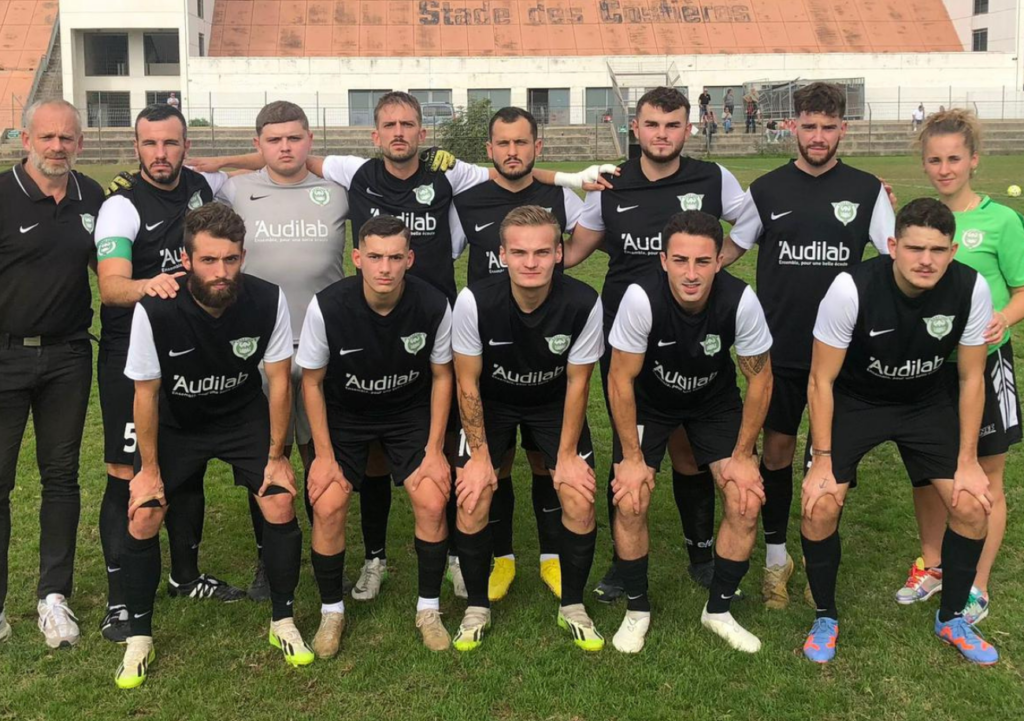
[639,140,684,165]
[494,157,535,181]
[141,157,184,186]
[189,272,242,310]
[29,147,76,178]
[797,139,839,168]
[381,141,418,163]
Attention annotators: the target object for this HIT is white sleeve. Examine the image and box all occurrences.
[718,165,746,223]
[451,288,483,356]
[734,286,773,356]
[450,205,467,259]
[295,296,330,369]
[960,274,994,346]
[321,155,370,189]
[567,298,605,365]
[201,171,231,201]
[812,273,859,349]
[431,304,454,364]
[576,191,604,232]
[608,285,652,353]
[263,288,294,363]
[95,194,141,244]
[448,160,491,196]
[124,305,162,381]
[868,183,895,256]
[727,189,762,250]
[563,188,585,232]
[213,174,236,205]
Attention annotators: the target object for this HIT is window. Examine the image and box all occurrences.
[974,0,989,14]
[86,91,131,128]
[467,89,511,110]
[198,33,205,57]
[585,87,618,124]
[972,28,988,51]
[84,33,129,76]
[528,88,570,125]
[349,89,391,126]
[146,91,179,105]
[144,32,180,76]
[409,89,452,105]
[197,0,204,19]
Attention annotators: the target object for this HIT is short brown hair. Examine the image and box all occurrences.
[793,82,846,119]
[374,91,422,125]
[255,100,310,136]
[918,108,983,157]
[358,215,411,247]
[499,205,560,247]
[184,203,247,254]
[635,87,690,119]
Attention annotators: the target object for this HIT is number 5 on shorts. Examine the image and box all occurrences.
[123,422,137,454]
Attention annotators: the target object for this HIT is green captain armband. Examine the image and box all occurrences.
[96,236,133,261]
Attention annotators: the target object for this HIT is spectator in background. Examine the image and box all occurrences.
[698,88,711,120]
[744,89,759,134]
[911,103,924,133]
[166,92,180,110]
[722,107,733,134]
[702,109,718,150]
[765,119,779,143]
[724,88,735,117]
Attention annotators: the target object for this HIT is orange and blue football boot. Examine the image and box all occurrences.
[803,617,838,663]
[935,613,998,665]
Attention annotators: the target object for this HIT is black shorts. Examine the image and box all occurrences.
[454,401,595,471]
[830,392,959,487]
[331,409,431,490]
[98,348,136,466]
[946,342,1023,458]
[764,366,809,436]
[611,392,742,471]
[151,402,271,497]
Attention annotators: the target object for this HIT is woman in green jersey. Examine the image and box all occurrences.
[894,110,1024,623]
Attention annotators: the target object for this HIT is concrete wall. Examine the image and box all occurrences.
[944,0,1020,52]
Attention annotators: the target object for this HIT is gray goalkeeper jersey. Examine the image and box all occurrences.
[220,169,349,343]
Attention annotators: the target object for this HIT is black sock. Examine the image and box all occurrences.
[490,476,515,557]
[560,525,597,606]
[122,533,161,637]
[618,555,651,612]
[671,470,715,565]
[938,528,985,622]
[606,468,619,564]
[706,556,750,613]
[99,475,129,608]
[311,549,346,605]
[165,472,204,585]
[802,531,841,619]
[457,527,492,608]
[532,473,561,556]
[415,536,449,600]
[247,492,264,561]
[263,518,302,620]
[360,474,392,560]
[760,463,794,546]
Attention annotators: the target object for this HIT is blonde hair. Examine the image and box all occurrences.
[499,205,560,247]
[918,108,983,157]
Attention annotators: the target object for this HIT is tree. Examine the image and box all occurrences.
[438,98,492,163]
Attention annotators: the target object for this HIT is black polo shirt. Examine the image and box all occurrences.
[0,159,104,337]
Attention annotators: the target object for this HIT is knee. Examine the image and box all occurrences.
[801,494,841,537]
[260,493,296,524]
[312,487,348,524]
[723,488,761,529]
[559,489,595,527]
[950,494,987,533]
[129,506,164,538]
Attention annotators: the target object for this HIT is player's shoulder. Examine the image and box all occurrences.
[105,171,144,201]
[829,160,884,194]
[405,274,450,311]
[139,276,188,314]
[454,178,500,204]
[70,171,105,204]
[847,254,889,282]
[715,268,749,293]
[464,272,508,300]
[318,275,360,302]
[748,160,797,190]
[557,273,600,305]
[979,197,1024,228]
[240,273,282,303]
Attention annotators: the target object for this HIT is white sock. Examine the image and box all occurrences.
[496,554,515,561]
[417,597,440,612]
[539,553,558,563]
[321,600,345,615]
[765,543,788,568]
[448,555,459,565]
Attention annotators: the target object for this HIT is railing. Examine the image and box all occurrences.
[26,19,61,109]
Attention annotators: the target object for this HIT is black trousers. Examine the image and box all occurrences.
[0,339,92,609]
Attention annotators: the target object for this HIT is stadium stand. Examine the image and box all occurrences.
[0,0,58,130]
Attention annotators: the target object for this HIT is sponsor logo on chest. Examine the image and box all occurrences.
[345,370,421,393]
[370,208,436,234]
[653,361,718,393]
[778,240,851,266]
[253,219,331,243]
[171,372,249,397]
[492,364,565,386]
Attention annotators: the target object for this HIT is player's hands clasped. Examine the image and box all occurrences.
[718,453,765,516]
[552,452,597,504]
[128,466,166,519]
[612,456,655,515]
[141,272,186,299]
[305,455,351,505]
[952,458,993,514]
[407,448,451,500]
[801,460,844,519]
[456,455,497,515]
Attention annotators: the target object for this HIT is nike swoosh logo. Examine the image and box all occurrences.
[657,340,676,347]
[720,593,734,600]
[542,506,562,513]
[489,340,513,346]
[19,224,39,233]
[145,221,164,231]
[869,329,895,337]
[617,205,639,213]
[366,188,384,197]
[579,451,594,460]
[249,194,269,201]
[169,348,195,357]
[106,566,120,573]
[339,348,364,356]
[133,611,151,619]
[627,594,644,600]
[770,211,793,220]
[474,222,495,231]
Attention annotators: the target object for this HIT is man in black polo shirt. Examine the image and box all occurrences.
[802,199,996,665]
[0,99,104,649]
[116,203,308,688]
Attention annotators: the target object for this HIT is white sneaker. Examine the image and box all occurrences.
[0,611,10,642]
[612,610,650,654]
[351,558,388,601]
[701,604,761,653]
[447,556,468,599]
[37,594,80,649]
[114,636,155,689]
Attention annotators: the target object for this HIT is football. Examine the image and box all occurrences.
[1008,185,1022,197]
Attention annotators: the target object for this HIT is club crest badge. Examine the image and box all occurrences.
[188,191,204,210]
[414,184,435,205]
[96,238,117,257]
[230,337,260,360]
[402,332,427,355]
[700,334,721,356]
[832,201,858,226]
[81,214,95,233]
[310,187,330,206]
[546,334,571,355]
[678,193,704,211]
[924,315,954,340]
[961,229,984,249]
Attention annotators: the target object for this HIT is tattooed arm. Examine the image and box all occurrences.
[453,351,497,514]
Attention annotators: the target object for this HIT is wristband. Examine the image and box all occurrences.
[811,448,832,457]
